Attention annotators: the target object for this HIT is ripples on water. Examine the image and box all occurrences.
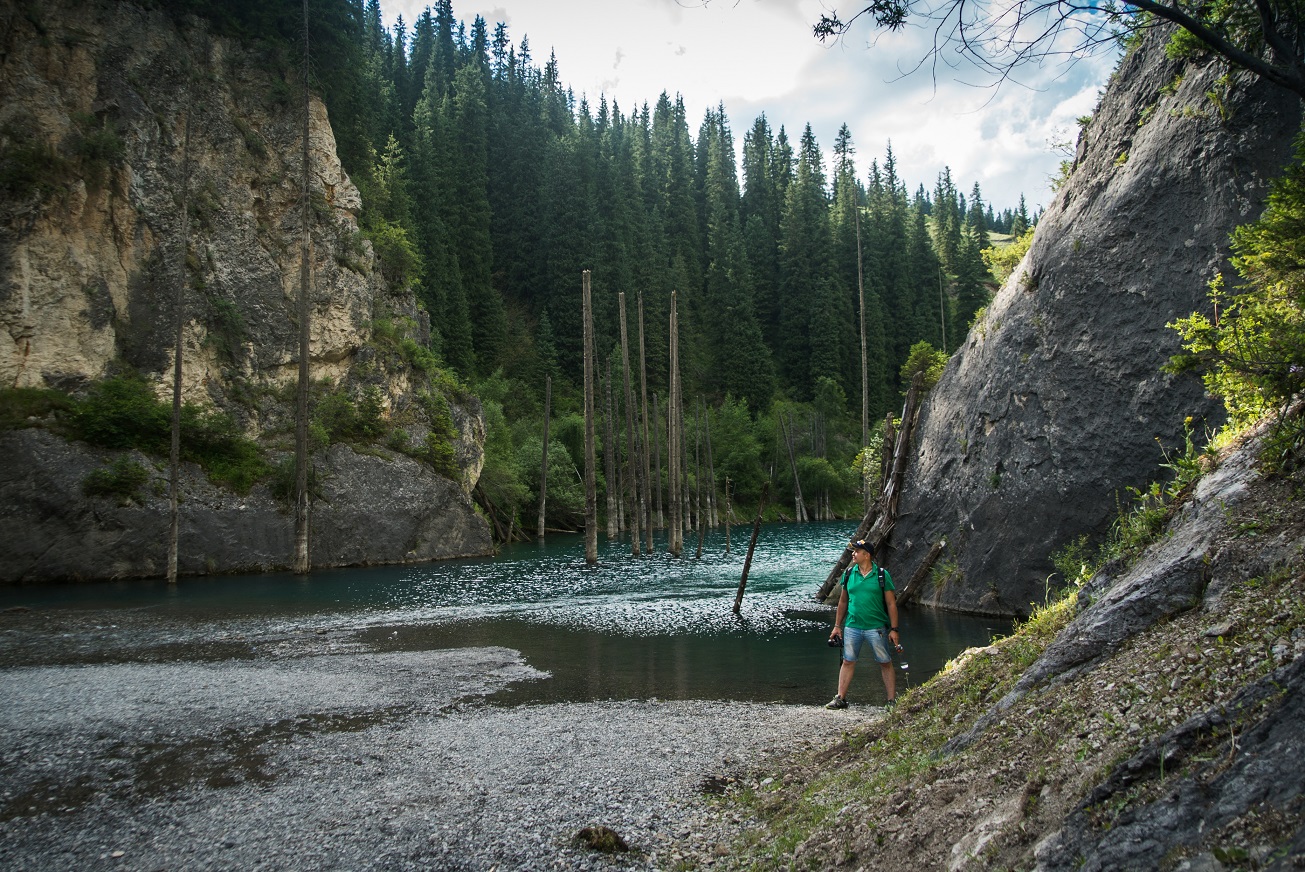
[1,522,1008,705]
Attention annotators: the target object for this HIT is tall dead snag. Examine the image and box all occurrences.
[703,398,718,528]
[694,399,704,559]
[582,270,598,564]
[638,292,654,552]
[293,0,313,576]
[167,100,193,585]
[619,292,642,556]
[856,200,871,514]
[723,477,732,554]
[667,292,682,556]
[652,391,664,531]
[537,374,551,539]
[604,359,617,541]
[781,412,807,522]
[814,371,926,602]
[732,482,770,614]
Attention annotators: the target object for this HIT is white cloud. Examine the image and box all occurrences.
[381,0,1117,210]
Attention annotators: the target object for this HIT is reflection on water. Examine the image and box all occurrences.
[0,522,1008,706]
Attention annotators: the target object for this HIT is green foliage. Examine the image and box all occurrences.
[982,227,1034,285]
[417,390,459,479]
[1168,132,1305,461]
[366,219,424,290]
[0,387,73,430]
[82,456,151,502]
[71,112,125,184]
[313,384,387,445]
[67,375,267,493]
[900,341,948,392]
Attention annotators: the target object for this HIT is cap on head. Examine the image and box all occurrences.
[851,539,874,555]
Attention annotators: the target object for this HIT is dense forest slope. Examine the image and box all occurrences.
[0,0,491,581]
[890,28,1302,616]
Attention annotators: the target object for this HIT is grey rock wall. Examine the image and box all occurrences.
[0,0,492,581]
[0,429,490,583]
[889,30,1301,616]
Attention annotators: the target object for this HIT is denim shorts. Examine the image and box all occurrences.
[842,626,892,664]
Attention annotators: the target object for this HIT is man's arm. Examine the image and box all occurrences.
[886,589,899,643]
[830,586,849,639]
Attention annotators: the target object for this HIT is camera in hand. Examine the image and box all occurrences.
[827,633,842,648]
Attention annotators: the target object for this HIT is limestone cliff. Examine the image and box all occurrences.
[889,29,1302,616]
[0,0,492,581]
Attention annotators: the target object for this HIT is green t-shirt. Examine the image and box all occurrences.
[843,562,894,630]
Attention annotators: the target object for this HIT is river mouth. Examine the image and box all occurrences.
[0,522,1008,706]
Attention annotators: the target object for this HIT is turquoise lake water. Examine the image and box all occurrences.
[0,521,1007,706]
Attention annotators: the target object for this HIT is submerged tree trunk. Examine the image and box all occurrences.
[781,413,807,523]
[653,391,664,531]
[668,292,682,557]
[537,374,551,540]
[167,102,193,585]
[733,482,769,614]
[694,400,704,559]
[293,0,312,576]
[583,270,598,564]
[638,292,654,552]
[604,359,617,541]
[703,397,717,528]
[619,292,642,556]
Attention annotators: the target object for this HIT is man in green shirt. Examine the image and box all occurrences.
[825,538,899,710]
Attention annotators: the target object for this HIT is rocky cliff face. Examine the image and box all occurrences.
[0,0,491,581]
[889,29,1302,616]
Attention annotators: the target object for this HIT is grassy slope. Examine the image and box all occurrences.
[704,429,1305,871]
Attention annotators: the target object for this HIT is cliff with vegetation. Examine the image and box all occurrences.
[889,27,1302,616]
[0,0,491,582]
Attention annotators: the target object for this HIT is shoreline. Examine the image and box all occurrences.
[0,611,880,870]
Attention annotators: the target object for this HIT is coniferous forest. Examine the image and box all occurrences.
[158,0,1039,537]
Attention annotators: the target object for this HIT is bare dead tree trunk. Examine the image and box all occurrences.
[653,391,664,531]
[815,372,926,602]
[582,270,598,564]
[604,358,617,541]
[618,292,642,556]
[723,477,732,554]
[703,397,717,528]
[537,374,551,539]
[694,399,704,559]
[856,200,870,514]
[293,0,312,576]
[667,292,682,557]
[732,482,769,614]
[638,292,653,552]
[781,412,807,522]
[167,101,193,586]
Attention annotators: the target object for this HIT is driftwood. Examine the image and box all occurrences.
[815,371,926,603]
[896,539,945,608]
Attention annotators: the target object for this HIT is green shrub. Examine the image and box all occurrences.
[0,387,73,430]
[82,456,150,502]
[1168,132,1305,463]
[313,385,387,445]
[900,341,948,392]
[366,219,423,290]
[68,375,268,493]
[69,375,170,453]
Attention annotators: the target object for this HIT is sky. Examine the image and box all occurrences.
[381,0,1119,214]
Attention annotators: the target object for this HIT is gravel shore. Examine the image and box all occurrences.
[0,613,879,870]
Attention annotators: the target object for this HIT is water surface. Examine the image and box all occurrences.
[0,522,1007,706]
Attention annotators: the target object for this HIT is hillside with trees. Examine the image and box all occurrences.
[154,0,1030,538]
